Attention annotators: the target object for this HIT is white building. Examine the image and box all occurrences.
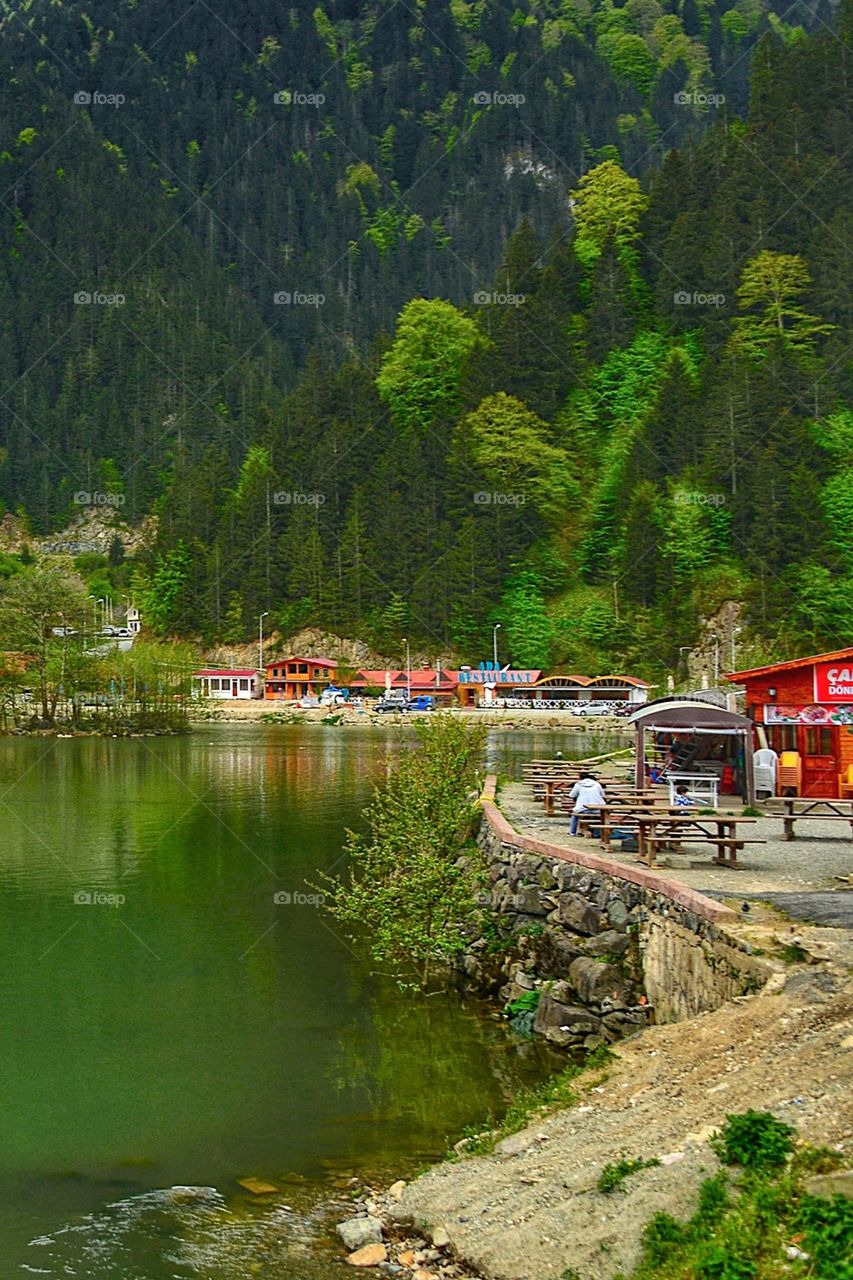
[126,606,142,636]
[193,668,261,700]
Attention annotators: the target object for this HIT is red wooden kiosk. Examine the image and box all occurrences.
[727,647,853,798]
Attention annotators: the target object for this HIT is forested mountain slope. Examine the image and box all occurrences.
[0,0,849,676]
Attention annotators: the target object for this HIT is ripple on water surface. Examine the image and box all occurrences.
[23,1184,344,1279]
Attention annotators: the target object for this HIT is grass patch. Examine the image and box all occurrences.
[448,1043,614,1159]
[597,1156,661,1193]
[627,1116,852,1280]
[778,943,808,964]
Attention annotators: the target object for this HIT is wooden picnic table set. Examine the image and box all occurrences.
[534,778,644,815]
[573,804,764,868]
[773,796,853,841]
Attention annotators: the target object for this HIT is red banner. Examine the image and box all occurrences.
[814,661,853,702]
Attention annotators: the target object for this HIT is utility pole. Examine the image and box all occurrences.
[731,626,742,670]
[493,622,501,668]
[402,636,411,700]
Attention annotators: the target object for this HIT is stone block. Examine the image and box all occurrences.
[513,886,549,915]
[558,893,603,935]
[584,930,630,958]
[337,1217,384,1251]
[568,956,625,1005]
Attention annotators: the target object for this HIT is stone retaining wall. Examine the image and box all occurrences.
[459,777,772,1046]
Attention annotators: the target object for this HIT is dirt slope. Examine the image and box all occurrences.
[390,937,853,1280]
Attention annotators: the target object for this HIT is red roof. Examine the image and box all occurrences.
[727,647,853,682]
[351,668,457,689]
[194,668,258,677]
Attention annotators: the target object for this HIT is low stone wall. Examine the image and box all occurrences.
[459,777,771,1045]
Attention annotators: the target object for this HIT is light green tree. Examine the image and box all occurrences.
[731,251,833,357]
[569,160,650,265]
[459,392,577,515]
[501,570,555,668]
[376,299,481,434]
[0,564,89,723]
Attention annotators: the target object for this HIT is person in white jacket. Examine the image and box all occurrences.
[569,773,607,836]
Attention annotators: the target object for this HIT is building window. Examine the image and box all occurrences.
[805,727,833,756]
[239,679,249,691]
[768,726,796,753]
[210,678,220,691]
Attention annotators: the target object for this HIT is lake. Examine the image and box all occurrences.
[0,723,619,1277]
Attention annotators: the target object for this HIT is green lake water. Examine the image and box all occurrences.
[0,723,619,1277]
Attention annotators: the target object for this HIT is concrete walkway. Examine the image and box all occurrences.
[501,780,853,916]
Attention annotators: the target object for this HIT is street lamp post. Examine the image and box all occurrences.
[731,626,742,670]
[402,636,411,700]
[258,611,269,677]
[493,622,501,669]
[713,636,721,686]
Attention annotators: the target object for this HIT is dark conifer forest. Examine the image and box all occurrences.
[0,0,850,675]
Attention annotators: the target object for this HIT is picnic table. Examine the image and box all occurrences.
[538,779,651,815]
[774,797,853,841]
[634,812,763,868]
[575,803,683,849]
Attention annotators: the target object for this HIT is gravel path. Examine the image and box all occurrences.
[501,781,853,899]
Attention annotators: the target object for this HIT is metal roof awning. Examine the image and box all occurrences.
[627,700,753,731]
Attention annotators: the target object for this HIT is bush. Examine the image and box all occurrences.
[641,1211,689,1266]
[794,1193,853,1278]
[712,1110,795,1171]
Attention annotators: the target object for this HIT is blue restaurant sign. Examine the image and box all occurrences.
[457,664,539,684]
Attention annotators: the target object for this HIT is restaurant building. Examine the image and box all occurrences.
[727,647,853,798]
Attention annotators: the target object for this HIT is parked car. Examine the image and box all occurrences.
[408,695,435,711]
[375,695,409,713]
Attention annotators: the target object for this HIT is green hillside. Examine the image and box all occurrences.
[0,0,849,678]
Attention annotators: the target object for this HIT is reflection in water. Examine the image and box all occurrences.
[0,725,579,1278]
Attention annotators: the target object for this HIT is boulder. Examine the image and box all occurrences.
[584,930,630,958]
[804,1170,853,1201]
[337,1217,384,1251]
[602,1010,648,1034]
[606,899,630,930]
[568,957,625,1005]
[534,928,583,976]
[534,993,602,1040]
[346,1243,388,1267]
[431,1226,451,1248]
[558,893,603,935]
[513,886,549,915]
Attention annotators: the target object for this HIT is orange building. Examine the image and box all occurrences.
[264,656,338,701]
[728,647,853,797]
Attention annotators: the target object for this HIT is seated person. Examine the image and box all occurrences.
[674,784,697,807]
[569,773,607,835]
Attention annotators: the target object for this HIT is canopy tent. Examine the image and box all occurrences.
[627,698,756,803]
